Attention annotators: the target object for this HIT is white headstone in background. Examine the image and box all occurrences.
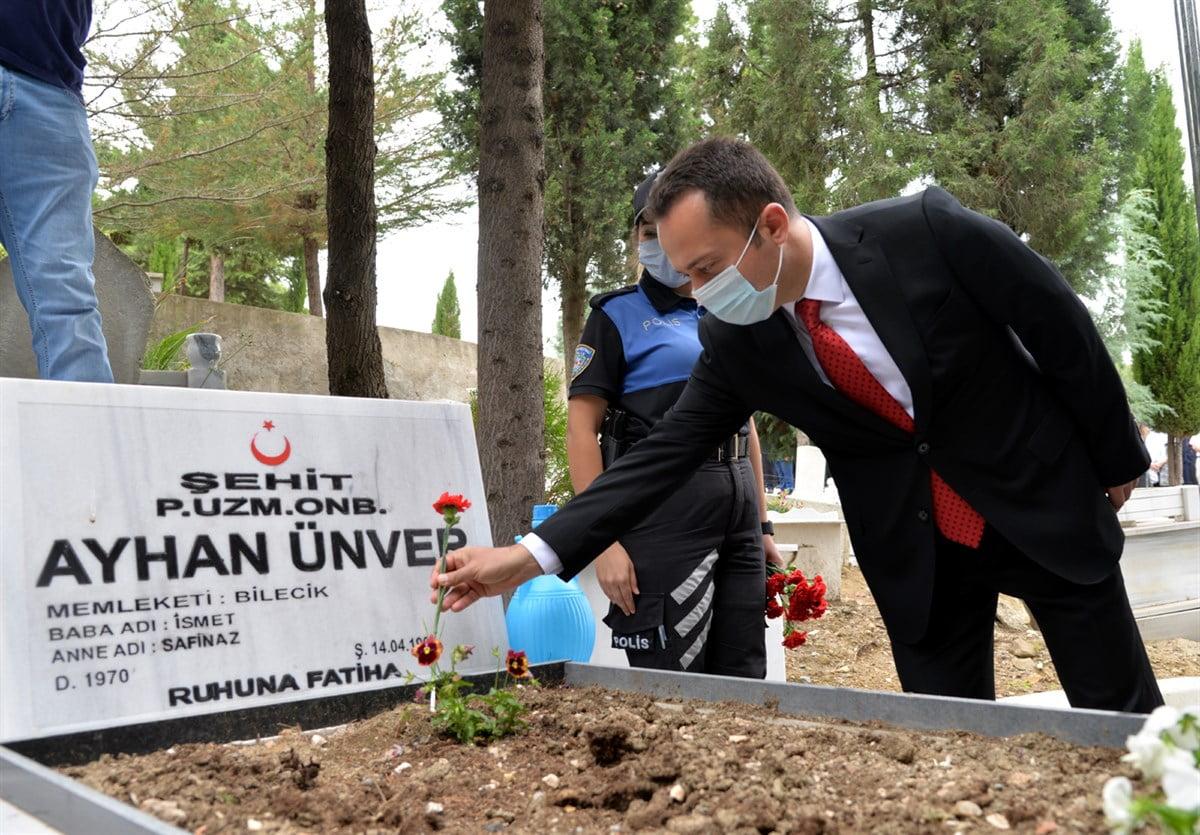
[0,379,507,742]
[792,445,828,501]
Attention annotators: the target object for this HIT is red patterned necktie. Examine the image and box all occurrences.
[797,298,985,548]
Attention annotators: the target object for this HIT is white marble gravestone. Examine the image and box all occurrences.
[0,379,507,742]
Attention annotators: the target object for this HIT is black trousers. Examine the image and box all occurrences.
[603,457,766,678]
[889,526,1164,713]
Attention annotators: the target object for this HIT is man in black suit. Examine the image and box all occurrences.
[434,138,1162,713]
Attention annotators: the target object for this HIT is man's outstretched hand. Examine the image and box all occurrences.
[429,544,544,612]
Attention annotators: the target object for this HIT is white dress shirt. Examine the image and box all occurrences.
[522,217,911,576]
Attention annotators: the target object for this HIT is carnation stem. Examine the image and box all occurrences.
[432,514,455,637]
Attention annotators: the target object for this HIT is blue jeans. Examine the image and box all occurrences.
[0,64,112,382]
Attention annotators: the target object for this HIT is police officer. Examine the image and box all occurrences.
[565,171,782,678]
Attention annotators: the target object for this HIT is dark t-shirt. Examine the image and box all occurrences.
[0,0,93,94]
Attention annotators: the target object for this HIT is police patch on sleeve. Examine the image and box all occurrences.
[571,344,596,381]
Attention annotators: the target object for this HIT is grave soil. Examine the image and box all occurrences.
[787,561,1200,697]
[63,562,1195,834]
[66,682,1128,834]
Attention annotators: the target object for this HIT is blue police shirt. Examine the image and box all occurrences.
[0,0,93,95]
[569,272,708,440]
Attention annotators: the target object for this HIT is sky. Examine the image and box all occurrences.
[352,1,1196,351]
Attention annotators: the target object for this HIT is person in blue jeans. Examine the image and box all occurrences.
[0,0,113,383]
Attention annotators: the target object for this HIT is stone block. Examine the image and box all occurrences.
[0,227,154,384]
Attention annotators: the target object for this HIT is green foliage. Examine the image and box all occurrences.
[432,271,462,338]
[424,660,534,745]
[1090,189,1170,423]
[89,0,463,307]
[543,363,574,505]
[280,247,308,314]
[439,0,698,356]
[1131,80,1200,438]
[754,412,796,462]
[691,0,910,213]
[765,493,795,514]
[429,676,531,745]
[894,0,1122,296]
[141,318,212,370]
[146,239,180,293]
[118,234,305,312]
[428,673,492,744]
[687,0,1122,294]
[1119,41,1157,200]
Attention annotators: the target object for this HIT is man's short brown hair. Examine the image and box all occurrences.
[649,138,797,234]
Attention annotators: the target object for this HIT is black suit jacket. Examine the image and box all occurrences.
[535,187,1149,643]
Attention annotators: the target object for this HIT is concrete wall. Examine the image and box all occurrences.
[148,295,479,402]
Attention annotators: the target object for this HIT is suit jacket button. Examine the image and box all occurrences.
[917,509,930,522]
[917,442,930,455]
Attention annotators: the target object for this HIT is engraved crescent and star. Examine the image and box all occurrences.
[250,419,292,466]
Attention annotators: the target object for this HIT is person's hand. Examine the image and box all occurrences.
[596,543,639,615]
[429,544,543,613]
[1106,478,1138,511]
[762,533,785,568]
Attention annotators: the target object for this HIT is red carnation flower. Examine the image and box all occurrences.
[766,573,787,597]
[412,635,443,666]
[765,599,785,619]
[433,493,471,515]
[786,587,810,621]
[787,569,806,585]
[506,649,531,679]
[784,573,829,623]
[783,630,808,649]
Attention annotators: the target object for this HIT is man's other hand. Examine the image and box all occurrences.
[763,533,786,568]
[1106,479,1137,511]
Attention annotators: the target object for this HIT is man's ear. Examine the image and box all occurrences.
[761,203,791,246]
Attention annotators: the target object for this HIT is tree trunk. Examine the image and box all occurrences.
[178,237,190,295]
[859,0,881,117]
[560,262,587,371]
[1167,434,1184,487]
[324,0,387,398]
[476,0,546,546]
[208,250,225,302]
[303,235,323,317]
[300,0,323,319]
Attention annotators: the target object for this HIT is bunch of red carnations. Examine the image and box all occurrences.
[765,566,828,648]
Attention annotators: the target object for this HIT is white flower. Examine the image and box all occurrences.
[1161,748,1200,812]
[1124,727,1171,778]
[1103,776,1136,833]
[1143,705,1182,737]
[1164,706,1200,752]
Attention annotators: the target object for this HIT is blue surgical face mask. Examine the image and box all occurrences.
[638,238,690,288]
[691,217,784,325]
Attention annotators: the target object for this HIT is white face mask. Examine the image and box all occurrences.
[638,238,690,288]
[691,217,784,325]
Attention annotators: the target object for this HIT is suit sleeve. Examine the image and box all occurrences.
[534,322,754,580]
[921,187,1149,487]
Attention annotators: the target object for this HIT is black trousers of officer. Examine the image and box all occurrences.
[603,457,766,678]
[889,525,1164,713]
